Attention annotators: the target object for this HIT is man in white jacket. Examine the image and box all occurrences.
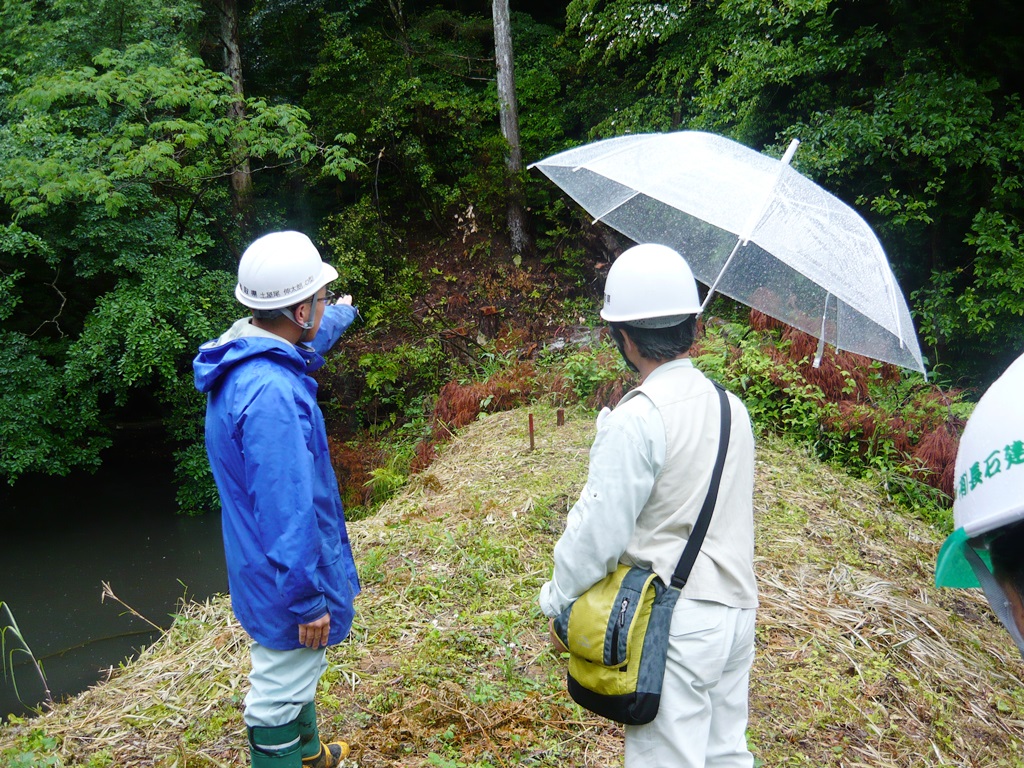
[540,243,758,768]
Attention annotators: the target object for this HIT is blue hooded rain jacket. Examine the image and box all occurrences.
[193,304,360,650]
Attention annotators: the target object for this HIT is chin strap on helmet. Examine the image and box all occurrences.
[965,546,1024,659]
[275,295,317,331]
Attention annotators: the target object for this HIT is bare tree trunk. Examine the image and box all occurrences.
[492,0,531,256]
[217,0,253,232]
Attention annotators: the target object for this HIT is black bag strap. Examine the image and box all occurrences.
[669,382,732,590]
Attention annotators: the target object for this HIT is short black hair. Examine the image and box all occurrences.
[608,316,697,362]
[251,293,316,321]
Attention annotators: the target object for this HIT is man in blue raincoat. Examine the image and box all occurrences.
[193,231,360,768]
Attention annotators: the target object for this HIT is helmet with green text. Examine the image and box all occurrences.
[600,243,702,327]
[935,351,1024,654]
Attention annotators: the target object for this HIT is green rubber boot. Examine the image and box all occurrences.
[248,720,302,768]
[296,702,350,768]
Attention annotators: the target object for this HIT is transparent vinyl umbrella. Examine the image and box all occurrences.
[530,131,926,377]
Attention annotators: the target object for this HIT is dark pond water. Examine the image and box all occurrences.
[0,434,227,722]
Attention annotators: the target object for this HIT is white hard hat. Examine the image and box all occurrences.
[935,351,1024,588]
[235,231,338,310]
[600,243,702,327]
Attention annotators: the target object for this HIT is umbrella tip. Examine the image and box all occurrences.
[782,139,800,165]
[813,332,826,368]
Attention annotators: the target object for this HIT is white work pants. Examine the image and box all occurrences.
[243,642,328,728]
[625,599,756,768]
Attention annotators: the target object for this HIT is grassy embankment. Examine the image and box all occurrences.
[2,404,1023,767]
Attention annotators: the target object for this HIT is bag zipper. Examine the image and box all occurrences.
[610,596,629,663]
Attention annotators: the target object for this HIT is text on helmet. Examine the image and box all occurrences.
[958,439,1024,500]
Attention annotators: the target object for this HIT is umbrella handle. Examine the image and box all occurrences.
[699,237,744,315]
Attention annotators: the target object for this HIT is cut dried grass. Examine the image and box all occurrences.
[750,444,1024,765]
[2,405,1022,767]
[5,597,254,766]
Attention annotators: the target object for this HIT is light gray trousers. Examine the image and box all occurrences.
[625,599,757,768]
[244,642,328,728]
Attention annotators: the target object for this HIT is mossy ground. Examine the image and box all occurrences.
[2,405,1022,767]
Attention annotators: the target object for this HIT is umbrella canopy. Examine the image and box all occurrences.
[530,131,926,376]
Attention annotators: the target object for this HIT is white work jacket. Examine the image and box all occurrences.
[539,359,757,617]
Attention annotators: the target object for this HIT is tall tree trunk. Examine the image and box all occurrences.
[217,0,253,233]
[492,0,531,256]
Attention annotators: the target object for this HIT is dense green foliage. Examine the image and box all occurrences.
[563,0,1024,382]
[0,0,356,496]
[1,0,1022,507]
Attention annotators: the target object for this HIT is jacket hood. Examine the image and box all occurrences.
[193,318,319,394]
